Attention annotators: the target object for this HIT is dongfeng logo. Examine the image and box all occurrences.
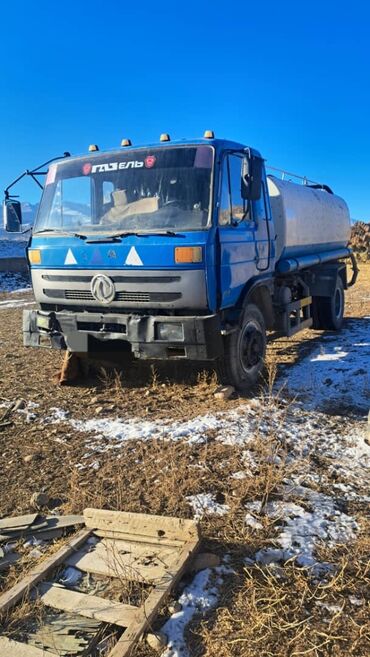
[91,274,115,304]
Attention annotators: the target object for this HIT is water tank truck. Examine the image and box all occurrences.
[3,133,358,391]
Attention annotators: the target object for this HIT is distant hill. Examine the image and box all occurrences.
[0,200,90,250]
[21,202,39,225]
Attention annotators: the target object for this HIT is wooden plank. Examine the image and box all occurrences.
[94,529,186,548]
[42,514,84,530]
[0,637,55,657]
[65,544,166,582]
[65,538,180,583]
[108,538,200,657]
[102,538,179,560]
[25,529,63,542]
[38,582,138,628]
[0,528,92,616]
[84,508,199,543]
[0,513,38,531]
[2,515,84,539]
[1,520,49,536]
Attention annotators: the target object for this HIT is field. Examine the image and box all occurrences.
[0,264,369,656]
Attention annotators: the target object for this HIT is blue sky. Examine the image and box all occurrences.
[0,0,369,219]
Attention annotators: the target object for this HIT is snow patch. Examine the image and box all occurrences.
[58,566,83,586]
[279,318,370,412]
[0,296,33,308]
[186,493,229,520]
[43,407,70,424]
[249,485,358,571]
[161,567,229,657]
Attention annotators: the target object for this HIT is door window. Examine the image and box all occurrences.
[219,154,248,225]
[252,180,267,222]
[229,155,246,222]
[219,157,231,225]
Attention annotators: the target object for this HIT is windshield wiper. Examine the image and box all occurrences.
[34,229,185,243]
[34,229,87,240]
[84,230,185,243]
[109,230,185,239]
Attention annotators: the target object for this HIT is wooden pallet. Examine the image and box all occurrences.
[0,508,200,657]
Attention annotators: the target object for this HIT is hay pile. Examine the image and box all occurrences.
[350,221,370,260]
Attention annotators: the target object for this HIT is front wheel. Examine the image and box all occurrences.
[218,303,266,392]
[312,276,345,330]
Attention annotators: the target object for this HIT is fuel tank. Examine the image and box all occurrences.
[267,176,351,261]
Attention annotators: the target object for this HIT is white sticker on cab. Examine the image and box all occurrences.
[125,247,143,266]
[64,248,77,265]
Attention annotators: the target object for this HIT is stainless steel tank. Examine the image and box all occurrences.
[267,176,351,261]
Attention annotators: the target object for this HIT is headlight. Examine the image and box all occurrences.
[156,322,184,341]
[36,314,51,330]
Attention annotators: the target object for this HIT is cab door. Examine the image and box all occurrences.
[217,153,271,309]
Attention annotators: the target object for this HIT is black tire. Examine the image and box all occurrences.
[218,303,266,392]
[312,276,345,330]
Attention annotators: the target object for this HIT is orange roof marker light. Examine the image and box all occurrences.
[203,130,215,139]
[160,133,171,142]
[88,144,99,152]
[121,139,132,147]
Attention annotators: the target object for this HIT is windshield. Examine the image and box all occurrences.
[34,146,213,235]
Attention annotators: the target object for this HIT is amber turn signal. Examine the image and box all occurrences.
[175,247,203,263]
[28,249,41,264]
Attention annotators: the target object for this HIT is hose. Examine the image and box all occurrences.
[347,252,359,287]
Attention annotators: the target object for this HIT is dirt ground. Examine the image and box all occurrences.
[0,262,369,656]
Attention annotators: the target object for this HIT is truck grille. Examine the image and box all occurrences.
[116,291,151,302]
[65,290,94,300]
[44,289,181,303]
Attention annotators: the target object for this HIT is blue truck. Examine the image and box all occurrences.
[3,132,358,390]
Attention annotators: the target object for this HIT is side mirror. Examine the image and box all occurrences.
[241,155,263,201]
[3,199,22,232]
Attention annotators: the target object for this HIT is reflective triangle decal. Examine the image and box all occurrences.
[125,246,143,266]
[64,248,77,265]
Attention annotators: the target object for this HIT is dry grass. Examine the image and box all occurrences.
[1,596,47,641]
[198,526,370,657]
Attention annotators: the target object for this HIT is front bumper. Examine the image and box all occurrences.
[23,309,223,360]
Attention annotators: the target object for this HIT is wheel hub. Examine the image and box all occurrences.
[240,322,264,372]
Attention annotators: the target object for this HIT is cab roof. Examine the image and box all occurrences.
[56,138,262,164]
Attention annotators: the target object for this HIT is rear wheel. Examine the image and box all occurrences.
[312,276,345,330]
[218,303,266,392]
